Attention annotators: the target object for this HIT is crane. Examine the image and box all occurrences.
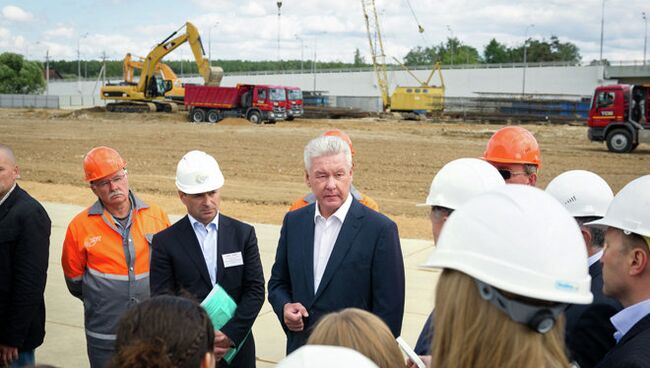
[360,0,445,115]
[101,22,222,112]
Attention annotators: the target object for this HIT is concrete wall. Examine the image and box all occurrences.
[46,64,614,109]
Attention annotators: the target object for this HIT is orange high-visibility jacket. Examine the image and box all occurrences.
[288,185,379,212]
[61,192,170,343]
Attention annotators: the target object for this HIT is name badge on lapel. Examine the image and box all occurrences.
[222,252,244,268]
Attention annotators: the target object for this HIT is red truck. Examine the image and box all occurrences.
[285,86,304,121]
[587,84,650,153]
[185,84,288,124]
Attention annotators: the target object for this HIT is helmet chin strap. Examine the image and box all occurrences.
[474,279,568,334]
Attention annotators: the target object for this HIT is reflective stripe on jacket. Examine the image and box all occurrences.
[288,185,379,212]
[61,192,170,341]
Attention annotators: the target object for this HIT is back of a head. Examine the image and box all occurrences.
[278,345,379,368]
[425,185,592,367]
[482,126,541,167]
[306,308,404,368]
[111,295,215,368]
[419,158,505,210]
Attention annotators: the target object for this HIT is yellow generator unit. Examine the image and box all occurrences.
[391,85,444,112]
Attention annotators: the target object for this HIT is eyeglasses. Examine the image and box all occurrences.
[498,169,528,180]
[92,172,127,189]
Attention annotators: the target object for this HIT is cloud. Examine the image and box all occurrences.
[1,5,34,22]
[44,26,75,39]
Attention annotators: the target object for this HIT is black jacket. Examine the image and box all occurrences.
[150,214,265,368]
[0,185,51,351]
[594,313,650,368]
[565,261,622,368]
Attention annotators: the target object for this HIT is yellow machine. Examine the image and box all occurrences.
[101,22,222,113]
[122,53,185,102]
[360,0,445,114]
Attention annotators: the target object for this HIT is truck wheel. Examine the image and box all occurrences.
[286,116,295,121]
[606,129,633,153]
[191,108,206,123]
[207,109,221,123]
[247,111,262,124]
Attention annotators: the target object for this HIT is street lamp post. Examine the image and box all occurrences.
[295,34,304,73]
[208,22,219,66]
[522,24,534,96]
[312,35,317,93]
[277,1,283,62]
[642,12,648,65]
[599,0,606,63]
[77,32,89,95]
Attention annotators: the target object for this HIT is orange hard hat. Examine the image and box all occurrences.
[83,146,127,182]
[322,129,356,156]
[482,126,541,167]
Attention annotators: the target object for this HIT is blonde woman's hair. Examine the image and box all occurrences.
[307,308,404,368]
[430,269,570,368]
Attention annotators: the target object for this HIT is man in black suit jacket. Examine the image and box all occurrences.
[584,175,650,368]
[151,150,264,368]
[268,135,405,354]
[546,170,622,367]
[0,145,51,367]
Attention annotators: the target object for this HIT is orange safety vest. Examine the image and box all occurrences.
[61,192,170,343]
[288,185,379,212]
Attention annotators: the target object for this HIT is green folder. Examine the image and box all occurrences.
[200,284,249,364]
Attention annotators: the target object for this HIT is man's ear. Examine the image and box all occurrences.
[304,170,311,188]
[581,228,593,254]
[629,247,649,277]
[528,172,538,187]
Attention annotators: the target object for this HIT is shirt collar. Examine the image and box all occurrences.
[588,249,604,267]
[611,299,650,343]
[188,212,219,231]
[0,182,16,206]
[314,193,353,223]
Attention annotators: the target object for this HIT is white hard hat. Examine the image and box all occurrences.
[545,170,613,217]
[417,158,505,209]
[277,345,379,368]
[586,175,650,237]
[175,150,224,194]
[425,185,593,305]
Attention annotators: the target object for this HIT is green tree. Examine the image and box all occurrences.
[353,48,366,66]
[483,38,510,63]
[404,38,480,66]
[0,52,45,94]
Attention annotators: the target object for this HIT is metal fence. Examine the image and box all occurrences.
[0,94,59,109]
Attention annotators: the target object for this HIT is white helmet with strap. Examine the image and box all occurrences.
[175,150,224,194]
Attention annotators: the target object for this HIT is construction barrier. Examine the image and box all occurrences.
[0,94,59,109]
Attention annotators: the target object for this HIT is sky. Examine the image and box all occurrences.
[0,0,648,64]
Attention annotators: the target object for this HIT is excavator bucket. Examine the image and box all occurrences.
[205,66,224,87]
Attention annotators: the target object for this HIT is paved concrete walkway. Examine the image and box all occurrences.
[37,202,438,367]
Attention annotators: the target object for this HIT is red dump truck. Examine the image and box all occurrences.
[285,86,304,121]
[185,84,287,124]
[587,84,650,153]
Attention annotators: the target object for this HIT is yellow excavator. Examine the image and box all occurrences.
[101,22,222,113]
[122,53,185,102]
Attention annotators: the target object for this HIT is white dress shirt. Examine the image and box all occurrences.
[611,299,650,343]
[313,193,353,293]
[588,249,604,267]
[0,182,16,207]
[188,213,219,286]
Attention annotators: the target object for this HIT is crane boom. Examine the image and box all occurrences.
[361,0,390,111]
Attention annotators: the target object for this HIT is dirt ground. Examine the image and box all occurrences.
[2,108,649,239]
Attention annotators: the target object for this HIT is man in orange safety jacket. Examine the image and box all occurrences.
[61,146,170,368]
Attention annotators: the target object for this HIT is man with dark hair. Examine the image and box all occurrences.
[0,144,51,367]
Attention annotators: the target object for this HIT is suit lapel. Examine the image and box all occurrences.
[617,313,650,347]
[177,216,213,289]
[0,184,20,222]
[312,199,364,301]
[589,261,602,279]
[216,214,231,284]
[301,205,316,298]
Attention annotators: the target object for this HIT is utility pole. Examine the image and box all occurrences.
[642,12,648,65]
[446,25,454,66]
[295,34,304,73]
[209,22,219,66]
[45,49,50,96]
[522,24,535,96]
[77,32,89,95]
[313,35,318,93]
[277,1,283,63]
[599,0,606,63]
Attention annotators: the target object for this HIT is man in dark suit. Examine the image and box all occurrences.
[268,134,405,354]
[584,175,650,368]
[151,150,264,368]
[546,170,622,367]
[0,144,51,367]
